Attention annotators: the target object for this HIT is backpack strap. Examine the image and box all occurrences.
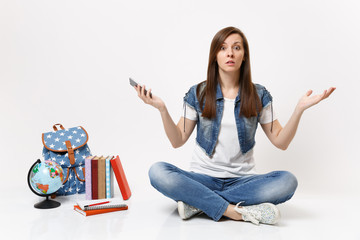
[62,167,85,184]
[65,140,75,165]
[73,168,85,182]
[62,167,71,184]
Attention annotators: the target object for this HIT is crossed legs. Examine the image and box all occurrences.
[148,162,298,221]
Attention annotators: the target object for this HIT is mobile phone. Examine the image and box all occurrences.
[129,77,152,98]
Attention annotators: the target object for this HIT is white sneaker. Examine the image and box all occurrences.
[177,201,202,220]
[234,202,280,225]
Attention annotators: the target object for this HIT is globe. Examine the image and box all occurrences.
[28,159,64,209]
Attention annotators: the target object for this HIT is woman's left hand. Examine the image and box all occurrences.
[296,87,336,113]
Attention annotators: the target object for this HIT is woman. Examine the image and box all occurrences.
[133,26,335,225]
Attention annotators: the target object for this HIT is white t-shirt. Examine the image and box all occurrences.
[183,98,276,178]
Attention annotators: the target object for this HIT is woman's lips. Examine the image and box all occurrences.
[226,61,235,65]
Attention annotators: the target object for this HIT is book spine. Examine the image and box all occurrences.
[85,156,93,200]
[98,157,106,199]
[110,155,131,200]
[105,156,114,199]
[91,158,98,200]
[85,204,127,210]
[110,161,114,198]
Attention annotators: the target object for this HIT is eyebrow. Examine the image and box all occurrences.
[222,41,242,45]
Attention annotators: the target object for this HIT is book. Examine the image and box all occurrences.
[76,199,127,210]
[97,156,107,199]
[74,205,128,217]
[91,156,101,199]
[105,156,114,199]
[110,155,131,200]
[85,156,94,200]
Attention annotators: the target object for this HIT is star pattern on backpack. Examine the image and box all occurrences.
[43,126,87,151]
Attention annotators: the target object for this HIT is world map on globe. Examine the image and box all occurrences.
[29,160,64,195]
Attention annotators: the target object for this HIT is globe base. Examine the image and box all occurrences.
[34,196,61,209]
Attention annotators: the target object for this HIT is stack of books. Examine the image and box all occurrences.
[74,199,128,216]
[85,155,131,200]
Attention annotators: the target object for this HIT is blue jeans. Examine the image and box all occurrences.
[148,162,298,221]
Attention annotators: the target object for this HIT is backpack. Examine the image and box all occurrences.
[42,124,92,196]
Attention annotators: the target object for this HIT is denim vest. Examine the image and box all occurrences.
[183,82,273,157]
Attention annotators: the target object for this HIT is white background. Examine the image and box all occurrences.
[1,0,359,200]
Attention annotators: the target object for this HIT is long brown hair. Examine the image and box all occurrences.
[197,26,262,119]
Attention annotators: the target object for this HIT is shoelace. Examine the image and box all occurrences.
[235,202,260,225]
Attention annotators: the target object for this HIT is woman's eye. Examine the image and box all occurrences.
[220,46,226,50]
[234,46,241,50]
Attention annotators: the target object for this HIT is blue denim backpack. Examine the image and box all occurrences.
[42,124,92,196]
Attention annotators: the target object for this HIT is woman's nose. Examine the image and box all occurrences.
[227,49,234,57]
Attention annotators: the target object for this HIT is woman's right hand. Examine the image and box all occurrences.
[134,85,166,112]
[134,84,196,148]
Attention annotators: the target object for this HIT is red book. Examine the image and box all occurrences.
[110,155,131,200]
[91,156,100,199]
[73,205,128,217]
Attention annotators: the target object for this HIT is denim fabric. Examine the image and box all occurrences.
[149,162,298,221]
[183,82,273,157]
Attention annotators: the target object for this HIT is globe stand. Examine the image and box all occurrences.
[34,196,61,209]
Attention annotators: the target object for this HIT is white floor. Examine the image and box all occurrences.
[2,184,360,240]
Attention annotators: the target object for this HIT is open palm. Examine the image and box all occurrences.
[297,87,336,112]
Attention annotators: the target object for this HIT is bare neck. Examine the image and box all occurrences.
[218,70,240,99]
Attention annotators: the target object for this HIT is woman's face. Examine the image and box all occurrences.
[216,33,245,74]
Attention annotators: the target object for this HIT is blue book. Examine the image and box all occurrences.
[105,156,114,199]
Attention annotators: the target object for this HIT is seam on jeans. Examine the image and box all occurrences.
[221,179,226,192]
[214,201,229,221]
